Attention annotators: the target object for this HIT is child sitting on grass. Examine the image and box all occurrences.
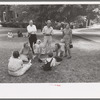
[20,42,33,62]
[8,51,32,76]
[17,30,23,37]
[7,31,13,38]
[33,39,43,62]
[41,52,60,71]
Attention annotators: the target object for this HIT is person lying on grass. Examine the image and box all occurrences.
[8,51,32,76]
[20,42,33,62]
[41,52,60,71]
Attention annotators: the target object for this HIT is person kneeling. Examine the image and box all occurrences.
[8,51,32,76]
[41,52,60,71]
[53,43,63,62]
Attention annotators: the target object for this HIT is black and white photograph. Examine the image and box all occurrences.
[0,1,100,98]
[0,2,100,83]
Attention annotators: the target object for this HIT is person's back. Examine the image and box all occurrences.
[8,56,23,72]
[45,57,56,67]
[8,51,32,76]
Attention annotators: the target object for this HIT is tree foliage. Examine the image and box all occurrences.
[0,4,100,26]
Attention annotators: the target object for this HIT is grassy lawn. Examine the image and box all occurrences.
[0,28,100,83]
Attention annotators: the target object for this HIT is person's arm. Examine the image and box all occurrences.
[42,26,46,35]
[27,26,31,37]
[32,25,37,34]
[62,29,65,37]
[50,27,54,35]
[27,26,30,33]
[51,58,56,67]
[19,47,23,54]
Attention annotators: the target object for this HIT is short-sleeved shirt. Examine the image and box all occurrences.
[8,57,23,72]
[27,25,37,34]
[42,26,54,35]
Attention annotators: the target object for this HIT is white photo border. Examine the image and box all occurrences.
[0,1,100,99]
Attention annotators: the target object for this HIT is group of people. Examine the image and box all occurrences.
[8,20,72,76]
[7,30,23,38]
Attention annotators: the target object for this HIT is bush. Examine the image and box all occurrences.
[1,22,29,28]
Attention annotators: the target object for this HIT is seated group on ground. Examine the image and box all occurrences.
[8,38,71,76]
[8,38,72,77]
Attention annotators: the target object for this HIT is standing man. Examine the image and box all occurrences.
[27,20,37,53]
[42,20,54,53]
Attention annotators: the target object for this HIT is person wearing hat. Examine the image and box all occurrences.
[42,20,54,54]
[27,20,37,54]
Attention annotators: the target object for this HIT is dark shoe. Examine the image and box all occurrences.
[64,55,67,57]
[38,59,43,63]
[67,56,71,59]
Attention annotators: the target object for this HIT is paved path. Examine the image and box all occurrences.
[73,28,100,43]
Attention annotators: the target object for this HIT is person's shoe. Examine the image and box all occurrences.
[64,55,67,57]
[67,56,71,59]
[38,58,43,63]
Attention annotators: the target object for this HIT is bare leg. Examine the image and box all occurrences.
[65,46,68,57]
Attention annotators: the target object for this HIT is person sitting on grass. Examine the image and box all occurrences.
[8,51,32,76]
[33,39,43,62]
[53,43,63,62]
[41,52,60,71]
[20,42,33,62]
[17,30,23,37]
[7,30,13,38]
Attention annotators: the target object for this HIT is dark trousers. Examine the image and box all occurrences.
[55,56,62,62]
[29,34,37,53]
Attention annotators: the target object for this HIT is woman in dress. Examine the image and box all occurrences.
[62,23,72,59]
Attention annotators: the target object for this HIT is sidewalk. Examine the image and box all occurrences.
[73,28,100,43]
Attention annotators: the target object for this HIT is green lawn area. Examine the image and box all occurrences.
[0,28,100,83]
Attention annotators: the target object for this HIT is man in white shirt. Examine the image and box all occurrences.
[42,20,54,53]
[27,20,37,53]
